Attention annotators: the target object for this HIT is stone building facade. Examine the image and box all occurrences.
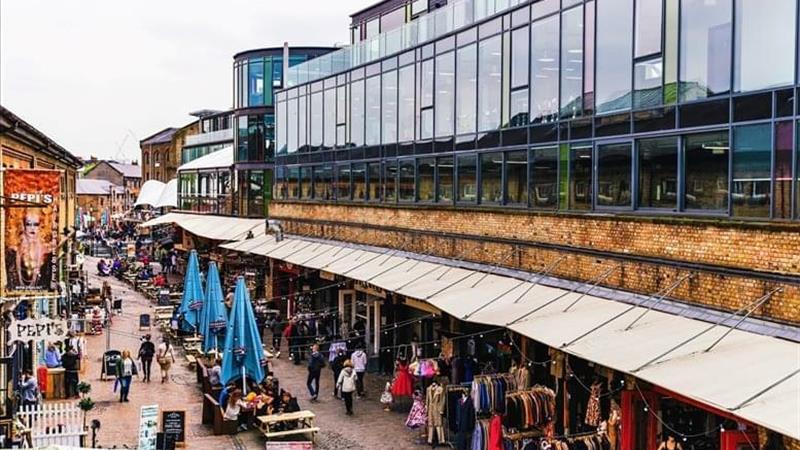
[140,122,199,184]
[82,160,141,211]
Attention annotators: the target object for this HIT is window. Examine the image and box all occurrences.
[456,44,478,134]
[418,158,435,201]
[531,147,558,208]
[732,125,771,217]
[560,5,583,118]
[734,0,796,92]
[298,95,307,151]
[774,122,793,219]
[350,79,365,146]
[287,167,300,199]
[398,65,415,142]
[299,167,312,199]
[383,71,398,144]
[570,145,593,209]
[596,0,633,113]
[277,100,287,154]
[635,0,662,57]
[383,161,398,201]
[435,52,456,137]
[530,16,559,123]
[287,98,298,153]
[437,156,454,203]
[583,1,595,113]
[381,7,405,34]
[336,86,347,146]
[480,152,502,204]
[313,165,333,200]
[248,59,264,106]
[683,131,729,211]
[597,143,632,208]
[352,163,367,201]
[478,35,502,131]
[511,26,529,88]
[366,18,379,39]
[399,159,415,201]
[367,162,381,201]
[335,164,351,200]
[457,154,477,203]
[310,92,323,147]
[679,0,731,102]
[505,150,527,205]
[366,76,381,145]
[420,59,434,139]
[634,58,663,108]
[324,88,335,148]
[638,137,678,209]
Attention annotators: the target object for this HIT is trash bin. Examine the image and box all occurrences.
[101,350,121,380]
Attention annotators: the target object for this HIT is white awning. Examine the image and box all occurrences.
[140,213,263,242]
[134,180,166,206]
[154,178,178,208]
[177,146,233,171]
[217,235,800,439]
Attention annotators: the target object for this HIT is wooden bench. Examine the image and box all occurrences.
[185,354,197,368]
[202,394,238,435]
[256,411,318,442]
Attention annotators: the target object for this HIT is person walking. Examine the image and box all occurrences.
[306,344,325,402]
[336,360,358,416]
[269,315,283,357]
[331,349,346,398]
[115,350,138,402]
[19,371,39,408]
[156,336,176,383]
[137,335,156,382]
[351,347,368,398]
[61,345,80,398]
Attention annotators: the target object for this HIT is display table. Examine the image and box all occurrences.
[45,368,66,400]
[256,411,318,442]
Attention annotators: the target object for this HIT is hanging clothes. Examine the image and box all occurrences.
[487,414,503,450]
[454,392,476,450]
[392,361,414,398]
[426,383,446,444]
[406,391,427,429]
[471,374,518,415]
[584,382,602,427]
[503,386,557,431]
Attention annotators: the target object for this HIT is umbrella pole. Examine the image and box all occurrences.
[242,366,247,396]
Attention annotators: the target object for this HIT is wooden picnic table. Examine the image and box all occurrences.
[155,312,173,322]
[256,411,318,442]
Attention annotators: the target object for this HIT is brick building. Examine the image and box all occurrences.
[140,122,199,184]
[76,179,123,228]
[82,160,141,211]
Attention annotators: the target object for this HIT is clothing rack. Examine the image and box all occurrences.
[504,386,557,434]
[444,384,471,447]
[472,373,520,416]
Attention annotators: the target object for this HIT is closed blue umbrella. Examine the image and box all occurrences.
[221,277,265,390]
[179,250,204,333]
[201,262,227,353]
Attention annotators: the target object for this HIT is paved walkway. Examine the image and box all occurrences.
[79,256,425,449]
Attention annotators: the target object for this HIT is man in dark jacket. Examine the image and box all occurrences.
[306,344,325,402]
[61,345,80,398]
[330,349,347,398]
[137,335,156,382]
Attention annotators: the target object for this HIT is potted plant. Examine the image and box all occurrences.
[77,382,94,429]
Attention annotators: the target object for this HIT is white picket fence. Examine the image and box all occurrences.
[18,401,87,447]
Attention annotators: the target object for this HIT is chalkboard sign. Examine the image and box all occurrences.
[156,432,176,450]
[139,314,151,330]
[161,410,185,445]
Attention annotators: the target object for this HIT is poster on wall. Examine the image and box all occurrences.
[3,169,61,294]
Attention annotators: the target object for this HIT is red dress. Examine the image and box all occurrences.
[488,414,503,450]
[391,362,413,397]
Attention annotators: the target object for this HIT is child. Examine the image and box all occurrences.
[380,382,393,412]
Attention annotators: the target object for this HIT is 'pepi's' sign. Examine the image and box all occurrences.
[8,318,68,343]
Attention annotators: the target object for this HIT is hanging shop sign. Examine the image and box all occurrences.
[319,270,335,281]
[8,317,68,343]
[3,169,61,294]
[354,280,386,298]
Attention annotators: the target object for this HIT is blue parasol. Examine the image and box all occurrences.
[201,262,227,353]
[179,250,205,332]
[220,277,265,391]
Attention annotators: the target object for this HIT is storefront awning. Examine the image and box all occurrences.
[140,212,264,242]
[154,178,178,208]
[134,180,166,207]
[218,236,800,439]
[177,145,233,171]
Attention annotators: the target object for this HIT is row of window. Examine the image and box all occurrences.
[234,54,313,110]
[182,143,229,165]
[275,124,800,220]
[276,0,798,154]
[236,113,275,163]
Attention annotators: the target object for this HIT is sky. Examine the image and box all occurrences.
[1,0,367,161]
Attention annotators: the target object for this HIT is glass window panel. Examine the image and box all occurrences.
[248,59,264,106]
[418,158,435,201]
[381,7,405,34]
[421,59,434,108]
[352,163,367,201]
[664,0,678,104]
[531,146,558,208]
[683,131,729,210]
[679,0,731,102]
[596,0,633,113]
[399,159,415,201]
[350,79,365,146]
[437,156,454,202]
[511,26,529,88]
[335,164,351,200]
[421,109,434,139]
[510,89,529,127]
[366,18,379,38]
[774,122,793,219]
[398,66,415,142]
[435,52,456,137]
[478,35,502,131]
[367,162,381,201]
[336,86,347,124]
[310,91,323,147]
[457,154,478,203]
[530,16,559,123]
[635,0,662,57]
[300,167,312,199]
[734,0,796,93]
[382,70,398,144]
[597,143,632,207]
[366,76,381,145]
[287,98,298,152]
[481,152,503,203]
[456,44,478,134]
[277,100,287,154]
[324,89,335,148]
[732,124,771,217]
[560,5,583,119]
[583,1,595,113]
[570,144,593,209]
[383,161,398,201]
[505,150,527,205]
[638,137,678,209]
[287,167,300,199]
[634,57,663,109]
[313,165,333,200]
[298,95,307,150]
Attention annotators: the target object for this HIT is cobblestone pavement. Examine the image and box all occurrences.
[77,256,427,449]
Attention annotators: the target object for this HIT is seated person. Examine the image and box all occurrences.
[44,343,62,368]
[222,389,250,431]
[208,359,222,387]
[153,273,166,287]
[111,258,122,273]
[275,390,301,431]
[218,382,236,406]
[137,267,152,281]
[97,259,110,276]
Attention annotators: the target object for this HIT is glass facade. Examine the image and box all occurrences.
[275,0,800,221]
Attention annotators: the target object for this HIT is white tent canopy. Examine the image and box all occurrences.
[134,180,165,207]
[154,178,178,208]
[140,212,264,242]
[177,146,233,171]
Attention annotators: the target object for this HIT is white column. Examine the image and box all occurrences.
[373,299,381,355]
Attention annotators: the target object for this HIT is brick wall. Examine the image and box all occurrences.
[270,202,800,324]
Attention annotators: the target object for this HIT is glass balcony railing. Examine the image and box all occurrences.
[286,0,526,87]
[184,128,234,147]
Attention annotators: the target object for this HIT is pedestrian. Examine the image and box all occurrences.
[115,349,138,402]
[137,334,156,383]
[331,349,346,397]
[351,347,367,397]
[19,371,39,408]
[156,336,176,383]
[61,345,80,398]
[336,360,358,416]
[306,344,325,402]
[270,315,283,357]
[44,343,62,368]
